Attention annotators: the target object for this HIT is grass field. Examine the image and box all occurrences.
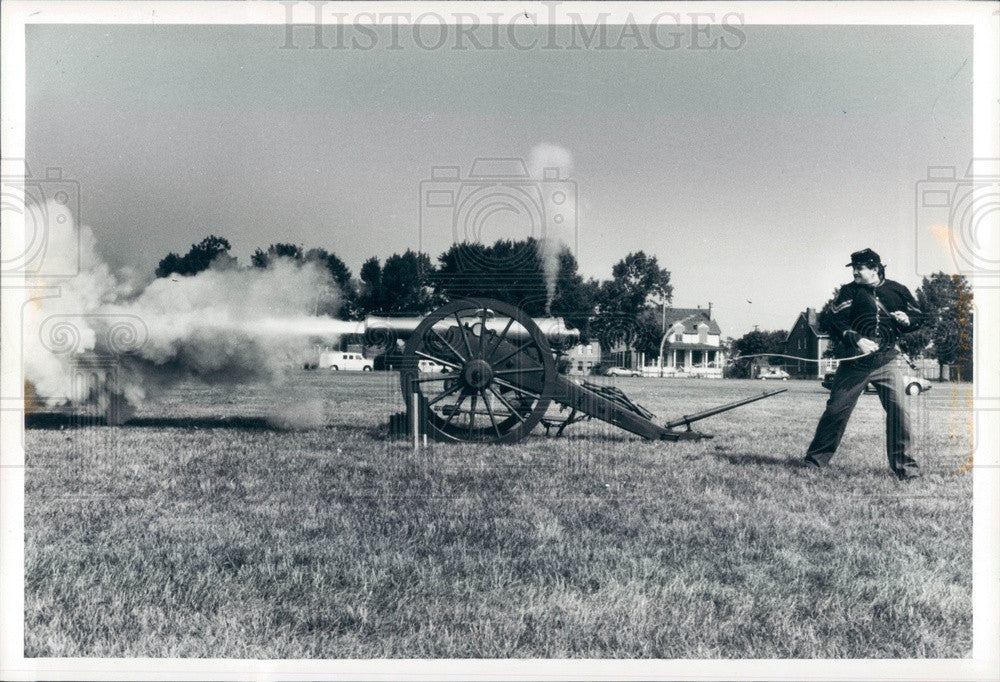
[24,371,974,658]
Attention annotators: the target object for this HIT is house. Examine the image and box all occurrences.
[656,306,726,378]
[783,308,838,378]
[564,341,601,375]
[607,305,726,378]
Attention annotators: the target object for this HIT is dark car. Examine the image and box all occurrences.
[373,350,405,371]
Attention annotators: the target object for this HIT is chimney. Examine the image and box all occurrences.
[708,302,712,319]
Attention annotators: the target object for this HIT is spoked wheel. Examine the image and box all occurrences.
[400,298,556,443]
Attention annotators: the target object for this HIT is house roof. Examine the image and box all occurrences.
[786,308,828,342]
[662,308,721,335]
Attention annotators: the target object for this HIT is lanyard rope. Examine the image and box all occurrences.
[732,352,872,363]
[733,350,917,369]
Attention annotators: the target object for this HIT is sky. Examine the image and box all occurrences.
[25,23,972,337]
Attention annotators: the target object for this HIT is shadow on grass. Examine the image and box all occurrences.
[26,413,277,430]
[717,451,805,469]
[26,413,376,434]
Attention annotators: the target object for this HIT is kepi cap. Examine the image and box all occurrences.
[846,248,883,268]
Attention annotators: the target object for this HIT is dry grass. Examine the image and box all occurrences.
[24,372,973,658]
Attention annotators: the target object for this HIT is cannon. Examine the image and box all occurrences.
[394,298,786,444]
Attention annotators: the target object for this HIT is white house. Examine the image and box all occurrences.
[655,307,726,378]
[606,305,727,378]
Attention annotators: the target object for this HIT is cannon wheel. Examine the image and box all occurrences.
[400,298,555,444]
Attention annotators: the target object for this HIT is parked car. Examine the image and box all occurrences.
[821,371,932,395]
[418,359,448,374]
[319,351,372,371]
[606,366,641,377]
[758,367,790,381]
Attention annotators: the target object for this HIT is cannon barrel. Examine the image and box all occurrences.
[664,388,788,431]
[364,314,579,345]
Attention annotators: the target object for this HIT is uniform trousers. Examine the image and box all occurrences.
[805,355,919,476]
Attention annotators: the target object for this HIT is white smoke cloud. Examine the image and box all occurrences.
[528,143,575,314]
[24,203,352,415]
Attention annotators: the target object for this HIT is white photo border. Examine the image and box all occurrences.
[1,2,997,680]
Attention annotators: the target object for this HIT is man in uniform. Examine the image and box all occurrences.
[804,249,925,480]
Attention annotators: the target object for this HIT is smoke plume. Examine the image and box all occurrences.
[529,143,574,314]
[24,204,355,418]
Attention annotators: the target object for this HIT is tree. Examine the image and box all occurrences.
[548,250,599,339]
[154,252,184,279]
[251,243,304,268]
[304,248,356,319]
[434,239,547,313]
[590,252,672,355]
[358,250,438,315]
[155,235,235,277]
[729,329,788,378]
[381,250,438,314]
[915,273,973,379]
[600,251,673,315]
[433,238,596,325]
[358,257,386,314]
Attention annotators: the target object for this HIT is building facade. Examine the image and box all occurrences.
[564,342,601,375]
[607,306,726,378]
[656,307,725,378]
[783,308,837,378]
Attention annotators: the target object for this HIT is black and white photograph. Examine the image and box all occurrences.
[1,2,998,679]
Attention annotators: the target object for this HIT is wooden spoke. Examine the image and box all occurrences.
[480,389,502,438]
[478,307,489,358]
[412,373,460,384]
[430,328,466,364]
[401,297,555,444]
[443,391,467,429]
[487,315,516,359]
[492,367,545,377]
[454,312,474,359]
[491,340,536,368]
[488,386,527,423]
[426,381,463,407]
[415,350,460,370]
[493,377,541,399]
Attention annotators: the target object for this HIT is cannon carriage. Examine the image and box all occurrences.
[383,298,785,444]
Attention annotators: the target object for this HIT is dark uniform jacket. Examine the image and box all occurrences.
[827,279,924,362]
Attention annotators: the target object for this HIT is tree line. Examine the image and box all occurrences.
[157,236,972,374]
[155,236,673,352]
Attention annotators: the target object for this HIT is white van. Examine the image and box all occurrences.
[318,351,372,371]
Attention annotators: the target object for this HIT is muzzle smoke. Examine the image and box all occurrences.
[24,205,355,423]
[529,143,574,314]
